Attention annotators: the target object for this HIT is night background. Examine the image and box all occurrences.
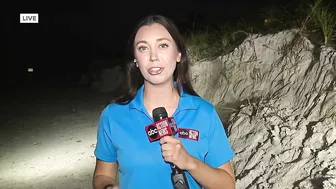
[2,0,336,188]
[4,0,294,88]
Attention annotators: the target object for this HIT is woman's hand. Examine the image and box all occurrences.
[159,136,195,170]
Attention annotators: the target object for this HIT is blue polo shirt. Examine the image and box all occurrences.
[94,84,235,189]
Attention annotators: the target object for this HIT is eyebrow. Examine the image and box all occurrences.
[135,37,171,46]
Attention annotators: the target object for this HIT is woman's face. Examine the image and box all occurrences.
[133,23,181,86]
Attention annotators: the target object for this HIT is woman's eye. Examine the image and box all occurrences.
[159,43,168,48]
[138,46,147,51]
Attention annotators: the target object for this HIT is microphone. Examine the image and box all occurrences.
[152,107,190,189]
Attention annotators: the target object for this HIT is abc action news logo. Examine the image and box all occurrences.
[145,117,199,142]
[146,117,178,142]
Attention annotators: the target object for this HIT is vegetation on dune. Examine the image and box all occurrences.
[184,0,336,61]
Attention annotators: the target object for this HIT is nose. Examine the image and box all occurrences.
[150,49,159,62]
[150,57,158,62]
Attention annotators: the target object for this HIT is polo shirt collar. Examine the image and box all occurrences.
[129,82,197,115]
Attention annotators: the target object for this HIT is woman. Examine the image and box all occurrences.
[92,15,236,189]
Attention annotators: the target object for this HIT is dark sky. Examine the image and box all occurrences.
[5,0,289,85]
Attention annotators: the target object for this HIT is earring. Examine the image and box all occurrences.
[134,59,138,67]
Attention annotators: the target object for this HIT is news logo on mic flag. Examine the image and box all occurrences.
[145,117,178,142]
[167,117,178,134]
[178,128,199,141]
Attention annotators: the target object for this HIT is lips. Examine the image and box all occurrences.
[148,67,164,75]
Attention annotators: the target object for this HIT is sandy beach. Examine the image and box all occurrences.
[0,83,112,189]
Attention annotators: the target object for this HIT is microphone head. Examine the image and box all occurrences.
[152,107,168,122]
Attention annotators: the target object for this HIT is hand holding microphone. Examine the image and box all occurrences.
[145,107,190,189]
[152,107,192,169]
[159,135,194,171]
